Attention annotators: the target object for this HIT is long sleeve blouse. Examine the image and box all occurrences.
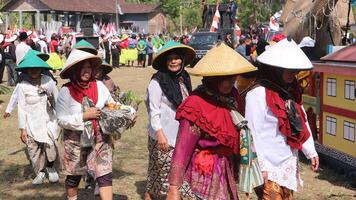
[5,84,19,114]
[17,75,59,144]
[56,81,114,131]
[245,86,318,191]
[145,79,188,147]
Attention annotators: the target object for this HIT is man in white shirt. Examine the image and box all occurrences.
[38,35,49,54]
[15,32,31,65]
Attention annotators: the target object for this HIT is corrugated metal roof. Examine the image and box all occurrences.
[321,44,356,63]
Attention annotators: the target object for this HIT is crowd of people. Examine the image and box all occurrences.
[0,26,320,200]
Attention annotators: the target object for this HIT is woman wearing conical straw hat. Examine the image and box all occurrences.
[144,41,196,200]
[245,38,319,199]
[56,49,117,200]
[16,53,60,185]
[167,42,263,200]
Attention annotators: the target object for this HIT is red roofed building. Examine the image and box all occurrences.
[1,0,167,33]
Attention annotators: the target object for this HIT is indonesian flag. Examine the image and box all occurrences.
[269,16,279,31]
[269,10,282,31]
[100,24,106,35]
[111,23,117,36]
[210,6,220,32]
[106,23,111,35]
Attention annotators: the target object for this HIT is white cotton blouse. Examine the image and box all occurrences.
[5,84,19,114]
[17,75,59,145]
[145,79,188,147]
[56,80,114,131]
[245,86,318,191]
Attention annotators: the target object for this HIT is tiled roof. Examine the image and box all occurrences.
[321,44,356,63]
[2,0,160,14]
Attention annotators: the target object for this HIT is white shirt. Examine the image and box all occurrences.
[38,40,48,54]
[17,75,59,145]
[5,84,19,113]
[245,86,318,191]
[145,79,188,147]
[56,81,114,131]
[15,42,31,65]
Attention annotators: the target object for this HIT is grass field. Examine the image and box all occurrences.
[0,67,355,200]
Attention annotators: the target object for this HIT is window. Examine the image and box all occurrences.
[345,80,355,100]
[344,121,355,142]
[326,116,337,136]
[327,78,336,97]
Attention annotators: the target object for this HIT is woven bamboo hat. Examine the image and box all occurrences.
[60,49,102,79]
[23,49,50,61]
[100,61,113,74]
[188,42,256,76]
[73,39,97,55]
[16,54,51,72]
[152,41,196,70]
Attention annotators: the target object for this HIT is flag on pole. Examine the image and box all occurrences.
[106,23,111,35]
[100,24,106,35]
[269,10,282,31]
[111,23,117,36]
[210,6,220,32]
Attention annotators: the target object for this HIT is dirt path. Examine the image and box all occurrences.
[0,67,355,200]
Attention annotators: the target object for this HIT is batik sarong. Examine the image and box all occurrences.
[62,130,112,179]
[145,136,193,199]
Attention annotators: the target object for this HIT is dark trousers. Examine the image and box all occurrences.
[112,52,119,68]
[147,53,153,67]
[105,51,110,65]
[138,53,146,67]
[0,62,5,83]
[5,59,17,86]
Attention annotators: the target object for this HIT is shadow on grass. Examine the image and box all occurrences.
[112,166,135,180]
[8,147,26,155]
[300,154,356,191]
[0,162,33,183]
[8,192,128,200]
[135,180,147,199]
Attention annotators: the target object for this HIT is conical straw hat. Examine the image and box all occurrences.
[257,38,313,70]
[16,54,51,72]
[60,49,102,79]
[100,61,113,74]
[73,39,97,55]
[152,41,195,70]
[188,42,256,76]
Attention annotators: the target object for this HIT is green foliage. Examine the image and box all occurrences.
[237,0,284,28]
[0,85,13,95]
[183,7,202,29]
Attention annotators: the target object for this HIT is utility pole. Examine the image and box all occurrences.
[116,0,119,31]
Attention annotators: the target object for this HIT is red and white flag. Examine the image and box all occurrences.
[210,6,220,32]
[100,24,106,35]
[106,23,111,35]
[111,23,117,36]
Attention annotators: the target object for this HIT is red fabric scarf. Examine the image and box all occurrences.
[176,88,241,154]
[265,88,310,150]
[65,80,99,135]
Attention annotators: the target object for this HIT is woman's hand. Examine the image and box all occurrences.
[166,185,180,200]
[20,129,27,144]
[3,112,10,119]
[83,107,101,121]
[156,129,169,152]
[310,156,319,172]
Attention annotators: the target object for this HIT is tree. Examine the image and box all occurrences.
[237,0,284,28]
[184,7,202,29]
